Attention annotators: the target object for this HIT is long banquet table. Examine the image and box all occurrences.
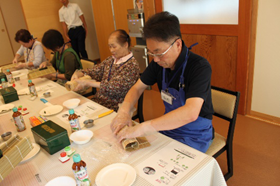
[0,70,227,186]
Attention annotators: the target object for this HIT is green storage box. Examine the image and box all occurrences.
[31,120,70,155]
[0,72,7,82]
[0,86,19,104]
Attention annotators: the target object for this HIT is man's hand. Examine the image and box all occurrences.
[110,111,133,135]
[116,122,157,142]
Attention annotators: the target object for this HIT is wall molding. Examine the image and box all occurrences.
[248,111,280,126]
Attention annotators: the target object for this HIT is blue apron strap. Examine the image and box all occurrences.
[162,42,198,105]
[179,43,198,105]
[162,68,167,90]
[189,42,198,50]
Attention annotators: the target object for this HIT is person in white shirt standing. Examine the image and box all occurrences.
[12,29,46,69]
[59,0,88,59]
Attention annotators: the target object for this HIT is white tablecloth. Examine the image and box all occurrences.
[0,73,226,186]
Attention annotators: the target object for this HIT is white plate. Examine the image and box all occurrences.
[19,143,40,164]
[46,176,76,186]
[0,104,14,114]
[95,163,136,186]
[70,130,93,145]
[39,105,63,116]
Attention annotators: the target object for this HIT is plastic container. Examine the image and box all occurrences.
[72,154,91,186]
[12,107,26,132]
[6,69,14,84]
[59,152,70,163]
[1,78,8,88]
[68,109,80,132]
[64,146,75,156]
[28,79,37,97]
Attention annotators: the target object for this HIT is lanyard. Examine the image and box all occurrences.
[107,56,133,81]
[56,44,66,72]
[163,42,198,90]
[26,39,36,62]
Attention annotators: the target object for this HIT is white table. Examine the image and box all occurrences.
[0,73,226,186]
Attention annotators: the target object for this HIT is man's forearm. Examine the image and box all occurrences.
[61,22,69,38]
[150,98,204,131]
[121,83,144,114]
[80,15,87,30]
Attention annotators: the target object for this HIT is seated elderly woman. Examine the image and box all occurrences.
[71,29,140,111]
[39,29,82,85]
[12,29,46,69]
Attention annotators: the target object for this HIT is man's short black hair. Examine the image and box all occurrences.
[15,29,32,43]
[42,29,64,51]
[143,11,181,42]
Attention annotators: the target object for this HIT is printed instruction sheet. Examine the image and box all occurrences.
[135,140,207,185]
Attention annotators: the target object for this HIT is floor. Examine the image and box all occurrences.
[140,89,280,186]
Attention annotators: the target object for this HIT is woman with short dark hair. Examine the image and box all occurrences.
[40,29,82,85]
[12,29,46,69]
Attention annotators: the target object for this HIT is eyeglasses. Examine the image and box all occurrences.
[147,38,180,58]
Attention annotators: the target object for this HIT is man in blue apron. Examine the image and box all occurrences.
[111,11,214,153]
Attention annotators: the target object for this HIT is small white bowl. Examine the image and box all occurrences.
[46,176,76,186]
[70,130,93,145]
[63,98,80,109]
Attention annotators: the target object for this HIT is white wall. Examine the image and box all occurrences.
[70,0,100,60]
[162,0,239,24]
[251,0,280,117]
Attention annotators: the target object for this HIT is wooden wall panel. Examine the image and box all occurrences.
[91,0,115,61]
[182,35,237,91]
[143,0,155,21]
[20,0,63,59]
[112,0,136,47]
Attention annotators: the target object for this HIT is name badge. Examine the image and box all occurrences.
[161,90,173,105]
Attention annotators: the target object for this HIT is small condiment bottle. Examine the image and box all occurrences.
[59,152,70,163]
[28,79,38,97]
[12,107,26,132]
[1,78,8,88]
[72,154,91,186]
[64,146,75,156]
[68,109,81,132]
[6,69,14,84]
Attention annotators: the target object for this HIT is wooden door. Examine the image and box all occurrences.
[91,0,115,61]
[0,7,14,66]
